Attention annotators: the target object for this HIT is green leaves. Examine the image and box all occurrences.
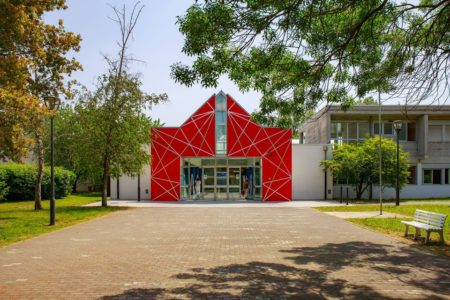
[322,137,409,199]
[0,0,81,161]
[173,0,450,120]
[74,71,165,180]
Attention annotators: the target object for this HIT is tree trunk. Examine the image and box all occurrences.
[356,182,370,201]
[34,131,44,210]
[101,151,110,207]
[72,175,80,193]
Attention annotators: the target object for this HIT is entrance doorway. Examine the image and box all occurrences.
[181,157,261,200]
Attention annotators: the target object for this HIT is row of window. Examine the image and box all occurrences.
[400,166,450,185]
[422,168,450,185]
[330,121,416,144]
[333,166,449,185]
[401,166,449,185]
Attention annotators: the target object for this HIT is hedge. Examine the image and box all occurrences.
[0,168,8,201]
[0,164,76,201]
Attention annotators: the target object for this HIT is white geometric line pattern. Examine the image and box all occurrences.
[151,96,216,201]
[151,94,292,201]
[227,96,292,201]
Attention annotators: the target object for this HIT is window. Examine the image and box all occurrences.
[429,125,443,142]
[300,132,305,144]
[445,168,449,185]
[445,125,450,142]
[423,169,432,184]
[347,123,357,140]
[373,122,380,135]
[398,123,407,140]
[407,122,416,141]
[373,121,410,141]
[330,122,342,140]
[215,92,227,155]
[330,121,369,144]
[423,169,443,184]
[433,169,442,184]
[358,123,370,139]
[407,166,417,184]
[383,122,393,135]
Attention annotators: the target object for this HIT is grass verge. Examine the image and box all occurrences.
[315,203,450,256]
[0,193,123,248]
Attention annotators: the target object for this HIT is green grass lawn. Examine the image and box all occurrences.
[315,203,450,256]
[0,193,123,248]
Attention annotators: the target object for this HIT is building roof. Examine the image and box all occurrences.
[305,104,450,122]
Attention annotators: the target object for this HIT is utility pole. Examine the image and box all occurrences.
[378,87,383,215]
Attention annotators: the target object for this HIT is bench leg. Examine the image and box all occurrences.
[425,231,431,244]
[414,227,421,240]
[404,225,409,237]
[439,230,445,244]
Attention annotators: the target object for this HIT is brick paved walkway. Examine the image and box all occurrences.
[1,207,449,299]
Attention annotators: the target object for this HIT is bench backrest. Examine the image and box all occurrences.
[413,209,447,228]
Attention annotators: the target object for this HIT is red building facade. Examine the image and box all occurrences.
[151,92,292,201]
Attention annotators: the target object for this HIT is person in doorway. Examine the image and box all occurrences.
[243,176,249,199]
[195,176,201,199]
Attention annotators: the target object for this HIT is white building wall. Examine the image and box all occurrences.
[333,184,450,200]
[111,144,334,201]
[292,144,333,200]
[110,164,151,200]
[333,161,450,200]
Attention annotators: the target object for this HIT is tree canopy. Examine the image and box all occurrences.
[0,1,81,161]
[322,137,409,200]
[172,0,450,120]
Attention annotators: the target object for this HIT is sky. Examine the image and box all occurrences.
[44,0,261,126]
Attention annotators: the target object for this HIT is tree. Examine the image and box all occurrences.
[43,105,96,192]
[0,0,81,161]
[251,100,314,137]
[172,1,450,119]
[30,19,81,210]
[322,137,409,200]
[75,71,165,207]
[356,97,378,105]
[74,3,167,207]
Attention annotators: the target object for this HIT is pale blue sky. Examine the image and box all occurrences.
[44,0,261,126]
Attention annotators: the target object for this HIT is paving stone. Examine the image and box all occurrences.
[0,207,449,299]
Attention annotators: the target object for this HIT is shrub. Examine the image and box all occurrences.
[0,168,8,201]
[0,164,76,201]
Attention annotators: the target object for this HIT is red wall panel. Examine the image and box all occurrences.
[227,96,292,201]
[151,96,215,201]
[151,94,292,201]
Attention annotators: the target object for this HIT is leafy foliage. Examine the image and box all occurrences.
[173,1,450,120]
[86,3,168,207]
[0,1,81,161]
[41,105,99,188]
[74,71,165,180]
[0,168,9,201]
[0,164,76,201]
[322,137,409,199]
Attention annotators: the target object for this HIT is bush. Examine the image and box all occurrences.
[0,164,76,201]
[0,168,8,201]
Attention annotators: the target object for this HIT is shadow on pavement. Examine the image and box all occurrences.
[100,241,450,299]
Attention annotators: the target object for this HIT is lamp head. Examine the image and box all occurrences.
[393,120,403,131]
[44,95,61,111]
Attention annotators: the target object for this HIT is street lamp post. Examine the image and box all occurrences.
[393,120,402,206]
[44,95,61,226]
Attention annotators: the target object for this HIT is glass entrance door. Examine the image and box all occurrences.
[228,167,241,199]
[203,167,215,200]
[216,167,227,200]
[181,157,262,201]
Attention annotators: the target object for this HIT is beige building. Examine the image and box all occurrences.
[299,105,450,199]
